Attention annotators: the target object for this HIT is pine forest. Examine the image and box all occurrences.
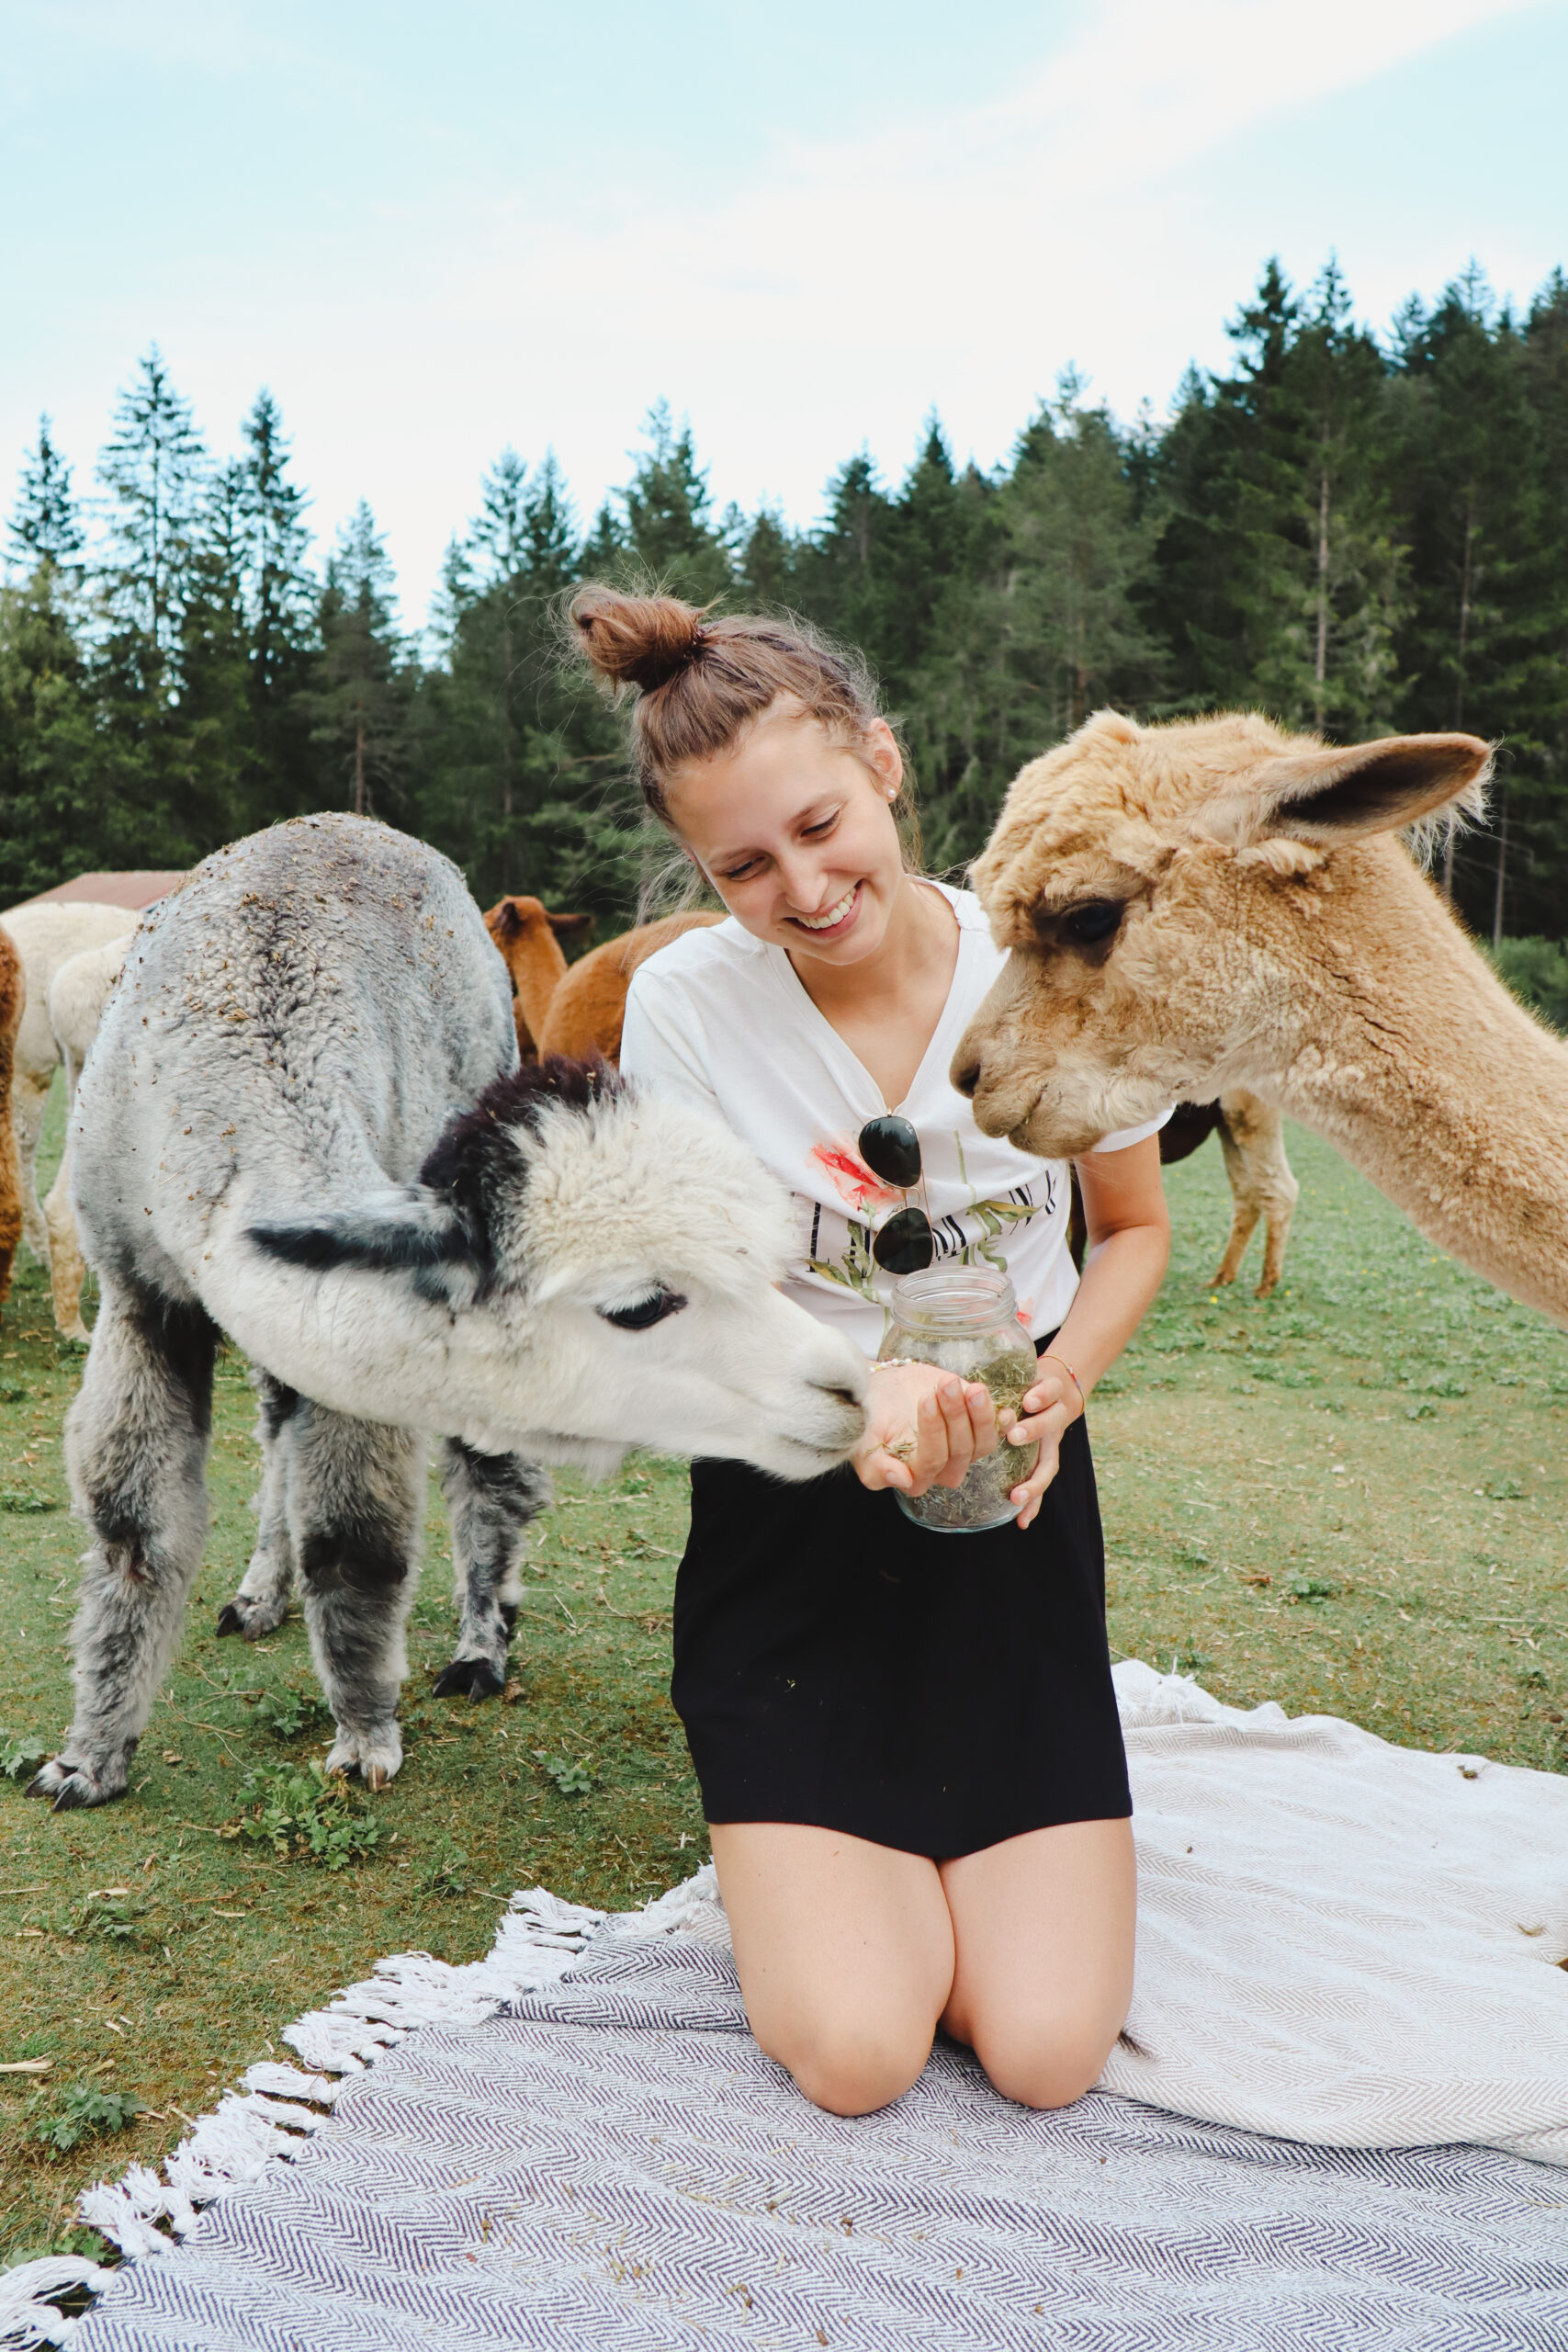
[5,258,1568,1001]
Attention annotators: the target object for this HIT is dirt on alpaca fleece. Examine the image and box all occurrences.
[956,711,1568,1330]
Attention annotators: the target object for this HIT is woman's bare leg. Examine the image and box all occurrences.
[939,1818,1135,2109]
[710,1822,954,2117]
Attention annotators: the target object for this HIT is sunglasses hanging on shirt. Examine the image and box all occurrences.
[858,1114,935,1273]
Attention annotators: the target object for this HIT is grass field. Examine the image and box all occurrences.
[1,1083,1564,2260]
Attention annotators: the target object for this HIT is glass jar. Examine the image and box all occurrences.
[878,1266,1041,1533]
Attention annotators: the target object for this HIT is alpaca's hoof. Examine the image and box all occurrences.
[324,1724,402,1788]
[1254,1277,1280,1299]
[26,1757,124,1810]
[434,1656,503,1702]
[217,1590,289,1640]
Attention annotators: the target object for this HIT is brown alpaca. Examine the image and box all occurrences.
[0,927,23,1311]
[950,712,1568,1326]
[539,910,726,1065]
[483,897,594,1057]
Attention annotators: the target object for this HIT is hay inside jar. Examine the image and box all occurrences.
[878,1267,1041,1532]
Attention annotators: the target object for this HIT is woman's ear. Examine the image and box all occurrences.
[862,717,904,799]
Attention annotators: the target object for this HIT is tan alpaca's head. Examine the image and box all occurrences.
[953,710,1492,1157]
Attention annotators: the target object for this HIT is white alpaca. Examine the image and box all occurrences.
[0,900,138,1280]
[29,815,864,1810]
[43,933,132,1340]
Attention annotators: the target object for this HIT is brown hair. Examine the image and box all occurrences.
[570,586,917,857]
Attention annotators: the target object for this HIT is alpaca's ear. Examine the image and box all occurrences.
[547,910,593,939]
[1213,733,1492,847]
[249,1190,480,1297]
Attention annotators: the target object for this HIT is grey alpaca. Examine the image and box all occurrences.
[30,815,863,1809]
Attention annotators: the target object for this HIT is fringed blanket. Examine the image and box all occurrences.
[5,1664,1565,2350]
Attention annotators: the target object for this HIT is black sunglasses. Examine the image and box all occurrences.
[858,1114,934,1273]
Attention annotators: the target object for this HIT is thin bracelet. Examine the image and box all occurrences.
[1037,1352,1086,1417]
[874,1357,924,1373]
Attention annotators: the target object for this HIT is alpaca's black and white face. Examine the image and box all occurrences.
[251,1067,867,1478]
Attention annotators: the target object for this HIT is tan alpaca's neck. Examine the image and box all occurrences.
[1253,846,1568,1326]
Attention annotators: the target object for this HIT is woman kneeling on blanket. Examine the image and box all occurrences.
[579,589,1170,2119]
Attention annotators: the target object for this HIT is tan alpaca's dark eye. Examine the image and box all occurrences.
[600,1288,688,1331]
[1063,900,1123,945]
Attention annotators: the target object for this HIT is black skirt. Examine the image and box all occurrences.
[671,1357,1131,1860]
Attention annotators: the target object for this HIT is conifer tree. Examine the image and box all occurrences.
[311,503,412,820]
[173,457,256,850]
[619,402,731,600]
[7,418,84,575]
[239,390,316,802]
[96,347,208,701]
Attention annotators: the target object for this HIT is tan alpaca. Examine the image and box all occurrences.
[43,933,131,1340]
[0,899,139,1274]
[1156,1096,1300,1297]
[950,712,1568,1327]
[482,897,596,1057]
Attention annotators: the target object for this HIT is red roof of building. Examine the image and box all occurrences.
[19,871,186,911]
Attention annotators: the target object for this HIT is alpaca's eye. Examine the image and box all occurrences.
[1063,900,1122,945]
[599,1288,688,1331]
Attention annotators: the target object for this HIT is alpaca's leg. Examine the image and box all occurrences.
[288,1402,424,1789]
[28,1278,218,1809]
[43,1159,87,1340]
[1214,1091,1299,1298]
[12,1062,54,1267]
[43,1049,89,1340]
[217,1373,299,1639]
[434,1442,548,1702]
[0,1067,21,1312]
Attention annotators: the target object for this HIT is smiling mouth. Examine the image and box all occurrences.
[789,882,861,936]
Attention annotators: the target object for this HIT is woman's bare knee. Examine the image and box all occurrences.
[973,2011,1118,2112]
[768,2009,934,2117]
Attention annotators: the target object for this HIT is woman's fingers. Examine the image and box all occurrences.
[861,1448,914,1493]
[1010,1439,1064,1529]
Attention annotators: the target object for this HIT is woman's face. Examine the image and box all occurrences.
[667,704,908,967]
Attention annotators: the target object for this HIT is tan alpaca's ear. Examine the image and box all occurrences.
[1207,733,1493,848]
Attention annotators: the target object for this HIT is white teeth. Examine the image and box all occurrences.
[796,886,858,932]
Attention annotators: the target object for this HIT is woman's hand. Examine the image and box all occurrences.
[998,1368,1080,1531]
[853,1361,999,1497]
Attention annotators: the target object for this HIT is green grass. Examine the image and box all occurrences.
[1,1076,1565,2257]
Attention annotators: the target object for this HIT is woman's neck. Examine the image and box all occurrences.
[788,876,959,1106]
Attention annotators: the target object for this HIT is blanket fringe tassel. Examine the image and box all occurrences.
[2,1875,720,2349]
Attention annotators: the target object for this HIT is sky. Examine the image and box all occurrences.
[5,0,1567,622]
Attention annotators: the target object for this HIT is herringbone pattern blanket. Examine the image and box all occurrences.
[9,1664,1562,2350]
[68,1921,1568,2349]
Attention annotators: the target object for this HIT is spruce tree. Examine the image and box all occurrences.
[1390,268,1554,927]
[310,503,413,820]
[618,402,731,600]
[238,390,316,814]
[7,418,84,575]
[173,458,257,851]
[96,346,208,702]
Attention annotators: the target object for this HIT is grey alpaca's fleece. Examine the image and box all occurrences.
[31,815,863,1808]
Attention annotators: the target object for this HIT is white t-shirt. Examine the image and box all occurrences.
[620,881,1169,1358]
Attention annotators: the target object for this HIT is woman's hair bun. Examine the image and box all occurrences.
[570,586,707,693]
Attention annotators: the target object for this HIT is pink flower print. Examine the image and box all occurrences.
[809,1137,900,1214]
[1015,1295,1035,1330]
